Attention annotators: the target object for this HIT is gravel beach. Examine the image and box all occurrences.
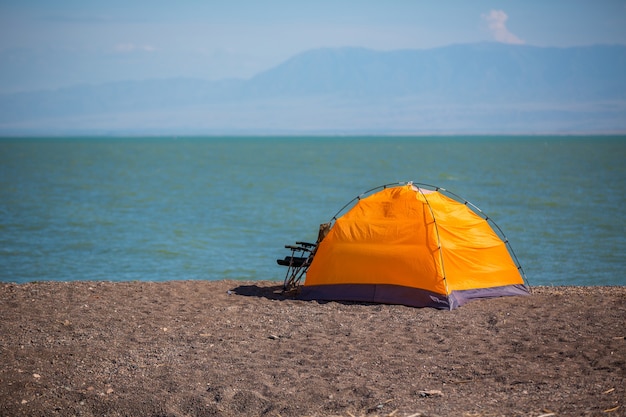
[1,281,624,417]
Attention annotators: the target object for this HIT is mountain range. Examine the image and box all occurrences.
[1,42,625,135]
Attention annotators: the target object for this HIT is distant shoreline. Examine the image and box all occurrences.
[2,133,626,139]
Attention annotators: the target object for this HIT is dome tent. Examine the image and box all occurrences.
[300,182,530,309]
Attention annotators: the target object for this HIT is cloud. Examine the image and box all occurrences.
[482,10,524,45]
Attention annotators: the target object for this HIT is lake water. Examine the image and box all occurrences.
[0,136,624,286]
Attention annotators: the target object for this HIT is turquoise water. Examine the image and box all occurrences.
[0,136,624,286]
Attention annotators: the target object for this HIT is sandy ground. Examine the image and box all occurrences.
[0,280,624,417]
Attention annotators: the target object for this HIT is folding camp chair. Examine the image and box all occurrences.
[277,241,316,290]
[277,223,331,291]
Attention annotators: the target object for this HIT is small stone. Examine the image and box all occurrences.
[106,388,114,394]
[32,373,41,379]
[418,389,443,397]
[268,334,280,340]
[21,400,28,404]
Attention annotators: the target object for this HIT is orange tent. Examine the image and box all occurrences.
[301,183,529,309]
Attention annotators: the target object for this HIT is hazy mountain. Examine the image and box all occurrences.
[247,44,626,101]
[1,43,625,135]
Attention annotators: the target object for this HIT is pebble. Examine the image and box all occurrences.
[418,389,443,397]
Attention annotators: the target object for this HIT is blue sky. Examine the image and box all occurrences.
[1,1,625,92]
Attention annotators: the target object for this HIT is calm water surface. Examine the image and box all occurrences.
[0,136,624,286]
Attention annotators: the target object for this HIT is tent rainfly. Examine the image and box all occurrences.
[300,182,530,309]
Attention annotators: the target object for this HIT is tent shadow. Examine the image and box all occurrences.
[230,284,295,301]
[230,284,381,307]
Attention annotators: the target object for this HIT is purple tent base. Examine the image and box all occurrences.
[299,283,530,310]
